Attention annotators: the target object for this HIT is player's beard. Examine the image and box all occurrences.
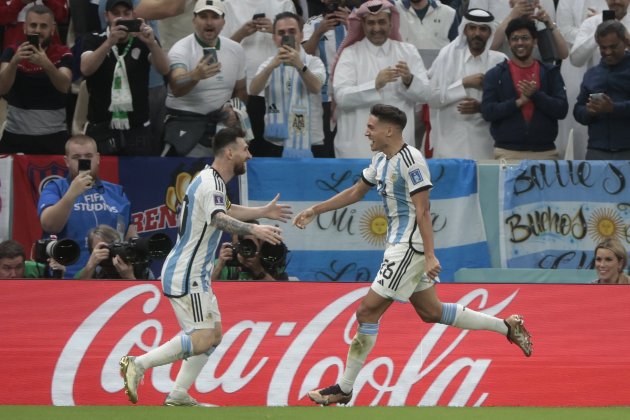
[234,161,246,176]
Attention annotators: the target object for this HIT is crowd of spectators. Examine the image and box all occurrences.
[2,0,629,160]
[1,0,630,279]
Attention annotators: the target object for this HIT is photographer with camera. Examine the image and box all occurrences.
[212,221,289,281]
[74,225,156,280]
[0,239,66,279]
[38,135,137,279]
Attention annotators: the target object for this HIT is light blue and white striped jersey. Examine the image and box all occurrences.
[161,166,230,297]
[362,144,433,249]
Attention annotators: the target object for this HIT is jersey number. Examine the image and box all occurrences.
[378,259,395,280]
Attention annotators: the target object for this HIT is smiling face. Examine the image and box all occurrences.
[595,247,625,283]
[362,11,392,46]
[193,10,225,46]
[597,32,627,66]
[229,137,252,176]
[508,28,536,62]
[364,114,390,152]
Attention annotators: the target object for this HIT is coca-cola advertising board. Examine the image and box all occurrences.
[1,281,628,407]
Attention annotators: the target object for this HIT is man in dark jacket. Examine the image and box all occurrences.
[574,20,630,161]
[481,16,568,160]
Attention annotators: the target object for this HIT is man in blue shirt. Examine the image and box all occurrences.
[38,135,136,278]
[574,19,630,160]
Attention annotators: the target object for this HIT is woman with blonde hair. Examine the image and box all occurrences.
[593,237,629,284]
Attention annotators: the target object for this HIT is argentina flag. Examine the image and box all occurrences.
[243,158,490,282]
[499,160,630,269]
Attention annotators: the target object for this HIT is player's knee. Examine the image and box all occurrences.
[211,326,223,347]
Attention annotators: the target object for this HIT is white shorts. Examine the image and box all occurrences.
[169,290,221,333]
[371,243,438,302]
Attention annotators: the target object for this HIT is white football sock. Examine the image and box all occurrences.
[135,333,193,370]
[339,323,378,394]
[171,346,217,395]
[441,303,507,335]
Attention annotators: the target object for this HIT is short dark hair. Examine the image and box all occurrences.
[505,17,537,40]
[213,127,246,155]
[370,104,407,130]
[595,20,629,43]
[273,11,303,32]
[26,4,55,20]
[0,240,26,260]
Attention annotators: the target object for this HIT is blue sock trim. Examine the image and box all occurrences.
[440,303,458,325]
[358,322,379,335]
[180,334,193,358]
[204,345,217,357]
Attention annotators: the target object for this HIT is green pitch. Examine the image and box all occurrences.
[1,406,630,420]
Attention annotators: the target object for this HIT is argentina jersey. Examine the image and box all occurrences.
[161,166,229,297]
[362,144,432,248]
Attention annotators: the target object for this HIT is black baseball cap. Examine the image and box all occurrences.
[105,0,134,11]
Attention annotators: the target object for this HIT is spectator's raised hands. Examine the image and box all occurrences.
[375,67,400,90]
[135,19,157,45]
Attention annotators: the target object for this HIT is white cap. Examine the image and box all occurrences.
[193,0,225,16]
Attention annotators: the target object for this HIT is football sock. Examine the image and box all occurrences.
[135,333,194,370]
[171,345,217,395]
[440,303,508,335]
[339,322,379,394]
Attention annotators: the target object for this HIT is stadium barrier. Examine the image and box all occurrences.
[1,280,628,407]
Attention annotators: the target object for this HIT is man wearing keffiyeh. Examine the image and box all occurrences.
[330,0,432,158]
[80,0,170,155]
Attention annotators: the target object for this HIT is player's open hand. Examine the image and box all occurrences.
[253,224,283,245]
[263,193,293,222]
[293,207,316,229]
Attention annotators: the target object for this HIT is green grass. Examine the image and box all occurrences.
[1,406,630,420]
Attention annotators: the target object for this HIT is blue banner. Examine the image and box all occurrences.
[247,158,490,282]
[499,160,630,269]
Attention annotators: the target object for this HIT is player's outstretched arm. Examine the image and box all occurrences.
[229,193,293,223]
[293,180,371,229]
[213,213,283,244]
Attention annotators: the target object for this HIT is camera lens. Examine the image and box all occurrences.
[237,239,258,258]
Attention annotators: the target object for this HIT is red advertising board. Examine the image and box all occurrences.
[0,281,628,407]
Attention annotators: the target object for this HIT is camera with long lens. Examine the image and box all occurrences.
[34,237,80,266]
[260,241,288,272]
[225,238,288,272]
[225,238,258,267]
[100,233,173,267]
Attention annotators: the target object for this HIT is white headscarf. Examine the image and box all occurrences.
[429,8,499,102]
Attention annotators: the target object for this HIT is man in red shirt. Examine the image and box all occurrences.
[481,16,569,160]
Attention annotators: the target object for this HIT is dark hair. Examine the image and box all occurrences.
[595,20,629,42]
[505,17,537,40]
[212,127,246,155]
[370,104,407,130]
[273,11,303,32]
[26,4,55,20]
[0,240,26,260]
